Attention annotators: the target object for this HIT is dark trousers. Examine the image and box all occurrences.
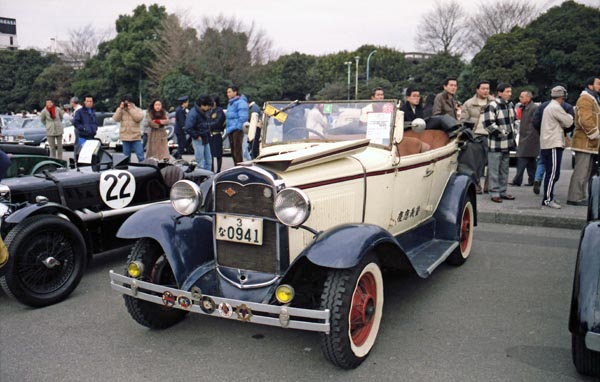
[229,130,244,165]
[512,157,536,185]
[541,148,563,204]
[174,132,188,159]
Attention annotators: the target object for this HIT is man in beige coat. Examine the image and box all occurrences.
[113,94,144,162]
[39,99,64,159]
[567,76,600,205]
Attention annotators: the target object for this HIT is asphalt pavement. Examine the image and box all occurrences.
[477,150,588,230]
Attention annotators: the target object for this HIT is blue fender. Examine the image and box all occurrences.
[117,203,214,287]
[433,173,477,241]
[588,175,599,221]
[303,223,402,269]
[569,221,600,335]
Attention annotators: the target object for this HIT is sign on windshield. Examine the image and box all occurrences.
[263,101,396,148]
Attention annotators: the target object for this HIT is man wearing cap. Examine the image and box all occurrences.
[540,86,574,209]
[567,76,600,206]
[174,96,189,159]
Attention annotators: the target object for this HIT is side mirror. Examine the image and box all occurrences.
[248,112,259,142]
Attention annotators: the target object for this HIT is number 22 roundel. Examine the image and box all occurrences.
[99,170,136,209]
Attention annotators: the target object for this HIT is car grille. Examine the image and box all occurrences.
[214,179,279,274]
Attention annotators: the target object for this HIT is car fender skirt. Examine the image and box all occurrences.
[569,221,600,335]
[432,173,477,241]
[304,223,401,269]
[118,203,214,287]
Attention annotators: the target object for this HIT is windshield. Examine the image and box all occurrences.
[263,101,397,148]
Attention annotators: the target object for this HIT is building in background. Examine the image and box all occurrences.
[0,17,18,50]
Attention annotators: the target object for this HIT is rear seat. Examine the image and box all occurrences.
[397,130,450,156]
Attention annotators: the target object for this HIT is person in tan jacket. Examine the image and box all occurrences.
[113,94,144,162]
[567,77,600,205]
[39,99,64,159]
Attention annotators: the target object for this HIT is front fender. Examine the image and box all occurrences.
[303,223,402,269]
[588,174,599,221]
[433,173,477,241]
[569,221,600,335]
[117,203,214,287]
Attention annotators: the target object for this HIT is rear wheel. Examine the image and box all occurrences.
[124,238,188,329]
[446,194,474,266]
[572,333,600,376]
[0,215,86,307]
[320,254,383,369]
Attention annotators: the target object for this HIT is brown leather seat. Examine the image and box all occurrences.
[404,130,449,150]
[397,137,431,156]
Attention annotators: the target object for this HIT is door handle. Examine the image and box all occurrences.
[424,168,434,177]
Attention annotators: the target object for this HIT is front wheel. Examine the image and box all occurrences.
[0,215,87,307]
[124,238,188,329]
[446,194,474,266]
[572,333,600,376]
[320,254,384,369]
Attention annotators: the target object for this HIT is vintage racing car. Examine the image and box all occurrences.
[110,100,477,369]
[569,151,600,377]
[0,140,212,307]
[0,143,67,178]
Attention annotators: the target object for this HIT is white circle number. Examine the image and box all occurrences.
[99,170,136,209]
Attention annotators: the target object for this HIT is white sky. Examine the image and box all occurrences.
[0,0,594,56]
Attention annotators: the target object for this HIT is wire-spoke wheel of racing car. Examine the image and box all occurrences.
[572,334,600,376]
[124,238,188,329]
[320,254,383,369]
[446,194,474,266]
[0,215,86,307]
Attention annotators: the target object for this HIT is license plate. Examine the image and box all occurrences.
[216,215,263,245]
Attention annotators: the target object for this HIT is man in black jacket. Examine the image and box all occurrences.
[173,96,189,159]
[184,95,213,171]
[401,87,423,123]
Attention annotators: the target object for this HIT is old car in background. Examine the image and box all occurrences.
[0,139,212,308]
[39,119,77,150]
[0,143,66,177]
[110,100,477,368]
[569,149,600,377]
[1,117,47,145]
[95,117,121,149]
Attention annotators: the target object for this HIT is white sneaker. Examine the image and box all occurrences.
[543,200,561,209]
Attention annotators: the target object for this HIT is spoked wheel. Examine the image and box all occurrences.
[446,194,474,266]
[124,238,188,329]
[320,254,384,369]
[0,215,86,307]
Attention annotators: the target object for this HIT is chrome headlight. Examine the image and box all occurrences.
[170,180,202,216]
[273,188,311,227]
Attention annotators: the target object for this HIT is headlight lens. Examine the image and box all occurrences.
[273,188,310,227]
[127,261,144,278]
[170,180,202,215]
[275,284,295,304]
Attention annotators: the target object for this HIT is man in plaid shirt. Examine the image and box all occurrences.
[483,83,517,203]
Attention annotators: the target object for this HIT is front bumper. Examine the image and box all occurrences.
[109,271,330,333]
[586,331,600,352]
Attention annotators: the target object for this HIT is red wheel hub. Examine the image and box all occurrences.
[350,272,377,346]
[460,206,471,253]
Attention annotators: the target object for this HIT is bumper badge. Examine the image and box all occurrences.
[235,304,253,322]
[161,291,175,307]
[191,286,202,300]
[218,302,233,318]
[200,296,216,314]
[224,187,236,197]
[177,296,191,309]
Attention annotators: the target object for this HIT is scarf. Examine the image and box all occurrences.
[48,106,56,119]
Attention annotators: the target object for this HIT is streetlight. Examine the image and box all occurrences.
[354,56,360,100]
[344,61,352,101]
[366,50,377,88]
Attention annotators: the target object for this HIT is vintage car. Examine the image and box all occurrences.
[0,140,212,308]
[569,151,600,377]
[0,143,66,177]
[110,100,477,369]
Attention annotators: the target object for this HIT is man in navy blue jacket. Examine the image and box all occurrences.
[173,96,189,159]
[185,95,213,171]
[72,95,98,147]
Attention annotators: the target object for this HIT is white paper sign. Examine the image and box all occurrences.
[366,112,392,144]
[78,140,100,164]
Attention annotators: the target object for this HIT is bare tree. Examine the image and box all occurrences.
[197,15,277,65]
[58,24,111,65]
[466,0,542,52]
[147,13,201,85]
[415,0,467,55]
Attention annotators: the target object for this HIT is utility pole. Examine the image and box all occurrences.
[366,50,377,87]
[344,61,352,101]
[354,56,360,100]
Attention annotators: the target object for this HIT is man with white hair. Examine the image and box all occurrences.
[540,86,574,209]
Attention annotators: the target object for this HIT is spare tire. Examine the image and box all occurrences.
[0,144,49,156]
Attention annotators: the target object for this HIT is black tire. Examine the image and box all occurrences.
[446,194,475,266]
[572,333,600,376]
[124,238,187,329]
[0,215,86,307]
[320,254,384,369]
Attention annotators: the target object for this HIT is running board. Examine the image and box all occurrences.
[405,239,458,278]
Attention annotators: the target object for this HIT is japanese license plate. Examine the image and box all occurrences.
[216,214,263,245]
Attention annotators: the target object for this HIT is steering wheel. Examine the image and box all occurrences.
[284,127,326,140]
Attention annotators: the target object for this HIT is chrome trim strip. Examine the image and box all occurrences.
[216,266,280,289]
[585,331,600,352]
[75,201,167,221]
[110,270,330,333]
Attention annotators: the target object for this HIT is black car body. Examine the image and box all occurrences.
[0,140,212,307]
[0,144,66,177]
[569,154,600,377]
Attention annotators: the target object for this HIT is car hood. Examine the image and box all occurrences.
[253,139,370,172]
